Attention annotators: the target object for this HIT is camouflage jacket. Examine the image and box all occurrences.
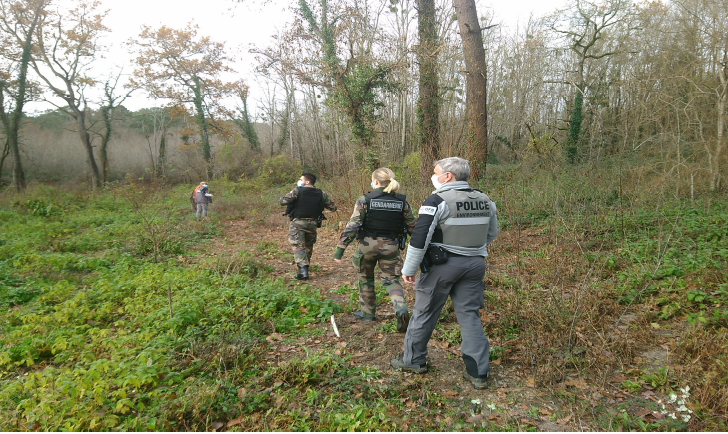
[337,189,416,250]
[280,186,337,216]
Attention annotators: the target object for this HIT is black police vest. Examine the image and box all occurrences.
[360,191,406,238]
[291,187,324,218]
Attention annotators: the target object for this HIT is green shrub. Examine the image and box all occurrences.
[257,154,302,187]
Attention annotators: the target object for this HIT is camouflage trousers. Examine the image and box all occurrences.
[288,218,318,266]
[352,236,408,318]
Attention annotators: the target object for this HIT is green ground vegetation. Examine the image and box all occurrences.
[0,159,726,431]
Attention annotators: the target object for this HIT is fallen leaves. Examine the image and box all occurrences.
[226,417,244,428]
[488,414,503,422]
[266,333,284,343]
[564,378,588,389]
[538,408,552,416]
[556,414,572,425]
[466,414,484,423]
[520,418,538,427]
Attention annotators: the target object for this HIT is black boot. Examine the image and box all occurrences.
[295,265,309,280]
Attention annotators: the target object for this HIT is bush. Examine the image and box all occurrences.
[257,154,302,187]
[216,139,262,180]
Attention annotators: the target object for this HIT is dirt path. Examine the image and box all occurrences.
[203,214,588,431]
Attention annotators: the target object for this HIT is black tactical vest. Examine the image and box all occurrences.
[360,191,406,238]
[291,187,324,218]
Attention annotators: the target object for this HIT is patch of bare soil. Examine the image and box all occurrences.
[202,214,588,431]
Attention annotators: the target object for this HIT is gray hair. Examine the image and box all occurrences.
[434,157,470,181]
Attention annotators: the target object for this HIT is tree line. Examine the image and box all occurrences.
[1,0,726,194]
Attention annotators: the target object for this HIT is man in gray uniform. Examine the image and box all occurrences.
[390,157,499,389]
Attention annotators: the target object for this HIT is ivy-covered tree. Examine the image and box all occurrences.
[416,0,440,176]
[0,0,47,192]
[232,81,260,150]
[550,0,630,164]
[294,0,399,169]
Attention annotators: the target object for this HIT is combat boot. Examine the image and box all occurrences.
[295,265,309,280]
[463,371,489,389]
[353,311,375,321]
[390,355,428,373]
[396,311,411,333]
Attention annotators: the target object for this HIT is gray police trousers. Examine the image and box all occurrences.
[403,255,490,378]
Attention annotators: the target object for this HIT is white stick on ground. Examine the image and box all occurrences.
[330,315,340,338]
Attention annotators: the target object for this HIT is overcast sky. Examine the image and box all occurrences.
[28,0,566,115]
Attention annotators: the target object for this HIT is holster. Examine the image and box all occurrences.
[419,253,432,273]
[428,245,449,265]
[419,245,448,273]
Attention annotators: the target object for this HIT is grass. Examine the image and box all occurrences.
[1,161,727,431]
[483,163,728,430]
[0,182,342,430]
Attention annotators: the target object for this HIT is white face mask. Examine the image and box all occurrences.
[371,181,378,190]
[297,180,304,187]
[431,173,444,189]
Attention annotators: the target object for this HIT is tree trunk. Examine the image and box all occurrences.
[565,86,584,164]
[453,0,488,180]
[417,0,440,177]
[5,1,45,193]
[100,105,111,183]
[0,139,9,183]
[0,86,9,184]
[192,75,212,179]
[75,109,102,190]
[710,65,727,191]
[241,96,260,150]
[157,128,167,178]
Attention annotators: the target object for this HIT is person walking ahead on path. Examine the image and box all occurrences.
[334,168,416,332]
[281,172,337,280]
[390,157,499,390]
[193,181,214,221]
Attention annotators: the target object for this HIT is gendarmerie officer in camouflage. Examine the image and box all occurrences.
[390,157,499,390]
[281,172,337,280]
[334,168,416,332]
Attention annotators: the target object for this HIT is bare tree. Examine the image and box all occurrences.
[549,0,631,163]
[674,0,728,191]
[29,0,108,190]
[129,107,175,178]
[94,70,134,183]
[291,0,400,169]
